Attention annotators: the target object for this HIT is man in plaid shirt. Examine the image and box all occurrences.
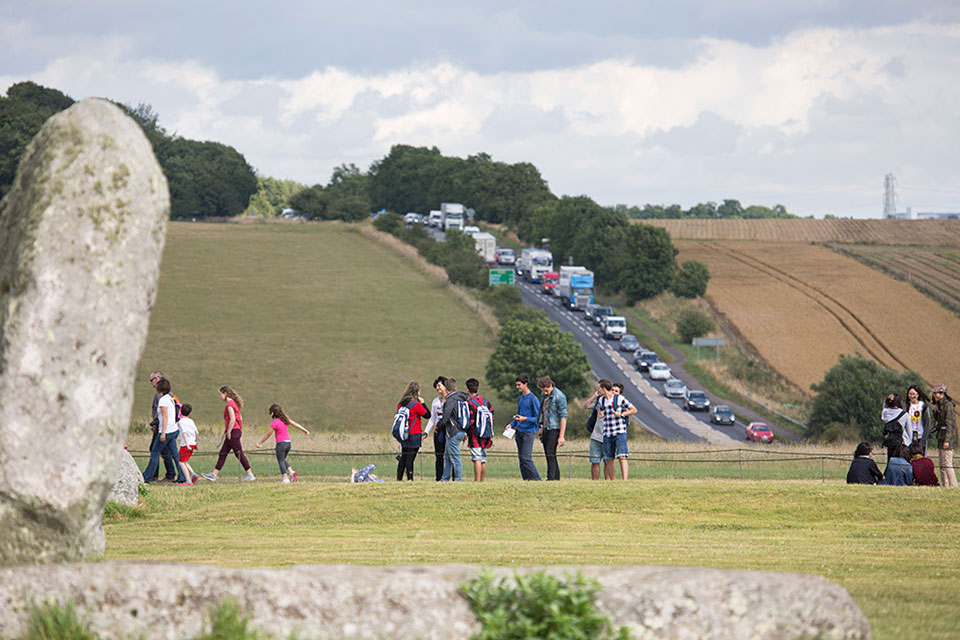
[597,379,637,480]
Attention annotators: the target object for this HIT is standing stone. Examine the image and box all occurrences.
[106,449,142,508]
[0,99,169,564]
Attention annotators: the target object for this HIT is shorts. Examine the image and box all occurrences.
[602,433,628,461]
[589,439,604,464]
[179,445,196,462]
[469,447,487,462]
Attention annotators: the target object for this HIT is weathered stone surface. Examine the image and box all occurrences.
[0,564,870,640]
[0,99,169,564]
[106,449,141,507]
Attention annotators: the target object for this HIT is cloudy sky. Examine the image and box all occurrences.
[3,1,959,218]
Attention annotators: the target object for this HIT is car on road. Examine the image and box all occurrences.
[462,225,480,235]
[584,303,601,321]
[663,378,687,398]
[592,306,613,326]
[496,248,516,265]
[602,315,627,339]
[648,362,672,381]
[683,389,711,411]
[745,422,774,443]
[711,405,736,425]
[403,212,422,225]
[619,334,640,352]
[634,350,659,371]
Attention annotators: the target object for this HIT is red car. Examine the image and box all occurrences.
[745,422,774,443]
[540,271,559,294]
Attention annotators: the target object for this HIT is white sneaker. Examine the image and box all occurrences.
[201,472,216,482]
[242,473,256,482]
[281,476,290,483]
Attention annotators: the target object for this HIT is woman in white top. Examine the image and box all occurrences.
[148,378,185,483]
[904,385,931,454]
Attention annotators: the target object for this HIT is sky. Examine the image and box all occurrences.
[3,1,959,218]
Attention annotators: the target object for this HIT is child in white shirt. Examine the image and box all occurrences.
[177,404,199,486]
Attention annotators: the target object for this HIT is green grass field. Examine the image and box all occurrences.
[133,222,495,432]
[104,474,960,640]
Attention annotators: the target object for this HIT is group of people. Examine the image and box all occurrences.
[846,382,957,487]
[391,374,637,482]
[141,370,309,485]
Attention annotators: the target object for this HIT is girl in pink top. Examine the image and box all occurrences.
[256,404,310,483]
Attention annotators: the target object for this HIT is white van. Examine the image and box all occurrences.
[602,315,627,339]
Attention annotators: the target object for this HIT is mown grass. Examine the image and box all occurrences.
[133,222,495,432]
[103,477,960,640]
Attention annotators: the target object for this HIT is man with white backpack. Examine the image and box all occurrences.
[439,378,471,482]
[465,378,495,482]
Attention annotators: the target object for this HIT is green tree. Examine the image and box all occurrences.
[162,138,258,219]
[243,175,307,217]
[0,81,75,196]
[717,199,744,218]
[614,224,678,305]
[486,316,591,402]
[808,355,925,442]
[288,185,329,219]
[674,307,715,343]
[671,260,711,298]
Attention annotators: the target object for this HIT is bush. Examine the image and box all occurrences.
[674,307,715,343]
[672,260,710,298]
[373,212,403,235]
[461,570,630,640]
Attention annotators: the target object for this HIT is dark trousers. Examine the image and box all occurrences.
[397,447,419,481]
[215,428,251,472]
[541,429,560,480]
[433,430,445,481]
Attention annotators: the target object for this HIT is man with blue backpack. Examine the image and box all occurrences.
[465,378,495,482]
[440,378,471,482]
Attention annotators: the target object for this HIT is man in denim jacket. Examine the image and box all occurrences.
[537,376,568,481]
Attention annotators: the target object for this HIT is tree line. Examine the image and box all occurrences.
[0,82,257,219]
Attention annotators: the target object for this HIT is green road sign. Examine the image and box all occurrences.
[489,268,515,286]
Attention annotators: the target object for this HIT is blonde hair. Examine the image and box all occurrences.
[219,385,243,409]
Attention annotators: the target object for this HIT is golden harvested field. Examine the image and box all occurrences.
[674,240,960,394]
[831,244,960,315]
[641,218,960,246]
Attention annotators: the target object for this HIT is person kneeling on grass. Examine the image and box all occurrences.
[177,404,199,486]
[350,464,384,483]
[256,403,310,483]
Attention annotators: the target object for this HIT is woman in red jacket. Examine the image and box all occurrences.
[396,381,429,481]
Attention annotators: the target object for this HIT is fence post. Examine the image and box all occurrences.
[738,449,743,480]
[821,457,825,483]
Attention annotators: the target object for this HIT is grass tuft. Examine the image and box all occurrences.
[194,599,261,640]
[22,601,97,640]
[462,570,630,640]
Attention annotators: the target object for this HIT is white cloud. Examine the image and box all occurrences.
[3,19,959,217]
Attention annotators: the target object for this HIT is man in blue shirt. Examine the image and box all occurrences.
[537,376,568,481]
[511,375,541,480]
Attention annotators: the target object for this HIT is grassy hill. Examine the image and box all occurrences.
[133,221,496,433]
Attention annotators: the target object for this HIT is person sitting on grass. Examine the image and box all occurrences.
[350,464,384,483]
[908,442,939,486]
[846,442,884,484]
[882,443,914,486]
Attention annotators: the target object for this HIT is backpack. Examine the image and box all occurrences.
[470,396,495,440]
[586,407,598,434]
[882,410,906,448]
[392,400,416,443]
[454,398,472,432]
[170,393,183,424]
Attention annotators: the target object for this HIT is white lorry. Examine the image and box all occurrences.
[516,248,553,283]
[441,202,465,232]
[558,266,595,310]
[472,232,497,263]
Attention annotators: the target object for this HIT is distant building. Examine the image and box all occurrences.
[882,174,958,219]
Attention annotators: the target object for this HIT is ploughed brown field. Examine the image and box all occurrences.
[672,239,960,394]
[643,218,960,246]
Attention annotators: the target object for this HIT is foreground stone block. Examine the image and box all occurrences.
[0,99,169,564]
[106,449,142,507]
[0,564,870,639]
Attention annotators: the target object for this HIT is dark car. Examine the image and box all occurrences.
[592,306,613,326]
[711,405,736,425]
[683,390,710,411]
[635,350,659,371]
[619,334,640,352]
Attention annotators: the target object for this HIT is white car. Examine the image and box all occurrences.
[663,378,687,398]
[462,225,481,235]
[648,362,672,381]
